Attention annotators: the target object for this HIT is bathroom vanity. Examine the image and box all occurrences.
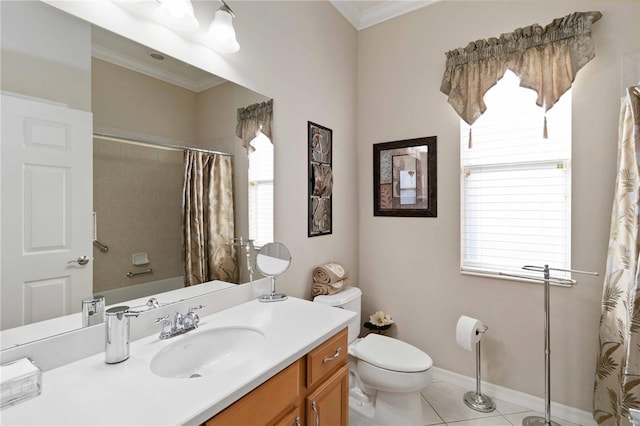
[0,297,354,425]
[207,328,349,426]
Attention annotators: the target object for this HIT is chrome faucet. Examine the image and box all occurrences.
[153,305,204,340]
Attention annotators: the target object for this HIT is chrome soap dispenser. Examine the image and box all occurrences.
[105,306,139,364]
[82,295,105,327]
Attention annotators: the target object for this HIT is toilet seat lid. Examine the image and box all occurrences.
[353,334,432,373]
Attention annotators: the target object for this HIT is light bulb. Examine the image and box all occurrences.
[154,0,199,32]
[206,8,240,53]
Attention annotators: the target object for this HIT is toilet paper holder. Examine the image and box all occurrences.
[463,325,495,413]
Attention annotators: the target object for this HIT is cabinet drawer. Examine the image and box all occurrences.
[206,358,302,426]
[306,328,348,388]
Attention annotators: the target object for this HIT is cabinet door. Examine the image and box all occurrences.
[305,363,349,426]
[275,405,303,426]
[206,359,302,426]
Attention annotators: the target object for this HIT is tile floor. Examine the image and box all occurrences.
[350,380,580,426]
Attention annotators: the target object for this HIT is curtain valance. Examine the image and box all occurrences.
[440,11,602,127]
[236,99,273,152]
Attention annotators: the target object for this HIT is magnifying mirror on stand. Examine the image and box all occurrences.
[256,242,291,302]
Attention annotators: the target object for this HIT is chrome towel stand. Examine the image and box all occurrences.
[502,265,598,426]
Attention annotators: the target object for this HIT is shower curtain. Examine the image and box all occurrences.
[594,85,640,425]
[182,150,238,286]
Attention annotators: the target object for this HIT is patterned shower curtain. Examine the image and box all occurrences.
[182,150,238,286]
[594,85,640,425]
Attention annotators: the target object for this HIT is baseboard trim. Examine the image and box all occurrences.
[432,367,596,426]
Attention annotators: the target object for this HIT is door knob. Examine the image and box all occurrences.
[68,255,90,266]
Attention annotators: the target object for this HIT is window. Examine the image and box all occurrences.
[460,70,571,279]
[248,131,273,248]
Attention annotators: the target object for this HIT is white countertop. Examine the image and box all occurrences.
[0,280,236,351]
[1,297,355,426]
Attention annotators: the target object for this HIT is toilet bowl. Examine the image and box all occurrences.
[313,287,433,426]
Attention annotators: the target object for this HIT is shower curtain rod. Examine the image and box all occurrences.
[92,133,233,157]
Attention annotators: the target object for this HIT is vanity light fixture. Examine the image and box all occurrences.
[205,0,240,53]
[154,0,199,32]
[114,0,241,53]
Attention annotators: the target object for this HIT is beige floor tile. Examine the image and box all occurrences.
[421,395,445,425]
[349,410,375,426]
[502,411,579,426]
[494,398,531,415]
[446,416,513,426]
[422,382,500,423]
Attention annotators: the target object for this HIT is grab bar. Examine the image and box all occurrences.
[93,240,109,253]
[126,269,154,278]
[92,213,109,253]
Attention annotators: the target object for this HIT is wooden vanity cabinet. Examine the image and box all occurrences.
[305,328,349,426]
[205,328,348,426]
[273,405,303,426]
[305,364,349,426]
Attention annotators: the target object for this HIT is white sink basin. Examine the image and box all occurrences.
[150,327,266,379]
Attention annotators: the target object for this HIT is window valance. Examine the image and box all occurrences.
[236,99,273,152]
[440,11,602,127]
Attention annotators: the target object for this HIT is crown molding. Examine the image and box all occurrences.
[329,0,363,30]
[91,44,225,93]
[330,0,440,31]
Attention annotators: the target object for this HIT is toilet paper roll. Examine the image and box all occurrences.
[456,315,484,352]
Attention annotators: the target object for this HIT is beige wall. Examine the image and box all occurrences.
[357,1,640,412]
[0,1,91,111]
[92,58,198,143]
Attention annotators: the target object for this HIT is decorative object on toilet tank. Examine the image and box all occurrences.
[311,262,349,296]
[308,121,333,237]
[373,137,437,217]
[364,310,394,334]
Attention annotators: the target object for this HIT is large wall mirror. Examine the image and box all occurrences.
[0,1,273,349]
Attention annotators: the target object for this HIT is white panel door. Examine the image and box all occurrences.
[1,93,93,330]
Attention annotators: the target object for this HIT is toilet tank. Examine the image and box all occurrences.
[313,286,361,343]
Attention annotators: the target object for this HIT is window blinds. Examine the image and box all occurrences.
[248,132,274,247]
[460,71,571,278]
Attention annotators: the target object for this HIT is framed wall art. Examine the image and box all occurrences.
[373,136,437,217]
[308,121,333,237]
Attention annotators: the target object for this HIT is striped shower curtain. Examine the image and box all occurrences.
[594,85,640,425]
[182,150,238,286]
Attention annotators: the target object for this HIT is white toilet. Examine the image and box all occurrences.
[314,287,433,426]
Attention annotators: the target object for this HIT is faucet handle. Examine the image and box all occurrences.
[153,315,170,323]
[153,315,172,339]
[146,298,160,309]
[184,305,205,329]
[188,304,205,313]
